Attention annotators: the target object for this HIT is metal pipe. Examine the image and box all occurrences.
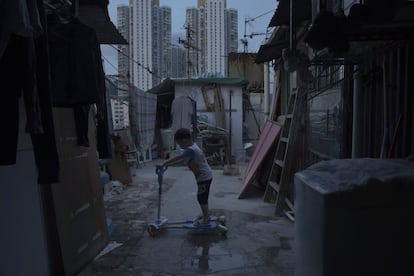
[380,54,388,158]
[264,62,270,118]
[228,90,233,159]
[352,65,362,158]
[289,0,293,49]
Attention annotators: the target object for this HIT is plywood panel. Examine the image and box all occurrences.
[239,120,281,198]
[52,107,109,275]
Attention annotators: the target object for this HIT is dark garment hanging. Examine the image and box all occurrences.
[47,18,103,107]
[31,0,60,184]
[0,38,20,164]
[96,88,112,159]
[0,32,60,184]
[47,17,112,157]
[73,105,91,147]
[158,103,172,129]
[0,34,44,166]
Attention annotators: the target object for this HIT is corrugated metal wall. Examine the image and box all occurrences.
[359,41,413,158]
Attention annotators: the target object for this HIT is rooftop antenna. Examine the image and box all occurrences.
[243,9,275,53]
[243,17,255,53]
[179,25,201,78]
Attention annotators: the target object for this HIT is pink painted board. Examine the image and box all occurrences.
[239,120,281,198]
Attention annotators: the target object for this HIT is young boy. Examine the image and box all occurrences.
[160,128,213,225]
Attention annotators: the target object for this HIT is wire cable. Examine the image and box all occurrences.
[109,44,162,80]
[102,55,118,73]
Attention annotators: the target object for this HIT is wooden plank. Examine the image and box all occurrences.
[275,160,285,167]
[268,180,280,192]
[280,137,289,143]
[285,210,295,222]
[285,198,294,211]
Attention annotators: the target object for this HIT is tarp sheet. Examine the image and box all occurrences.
[129,87,157,152]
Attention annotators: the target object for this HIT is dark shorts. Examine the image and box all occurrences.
[197,179,212,205]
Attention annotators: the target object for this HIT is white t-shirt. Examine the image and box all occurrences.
[181,143,213,182]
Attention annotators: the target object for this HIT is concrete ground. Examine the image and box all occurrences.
[79,161,295,275]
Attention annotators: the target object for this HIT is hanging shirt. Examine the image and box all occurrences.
[48,18,104,107]
[0,0,60,184]
[171,96,194,132]
[0,0,43,58]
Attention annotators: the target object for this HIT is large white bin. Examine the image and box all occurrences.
[295,158,414,276]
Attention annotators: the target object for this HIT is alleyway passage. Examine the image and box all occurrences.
[79,161,295,275]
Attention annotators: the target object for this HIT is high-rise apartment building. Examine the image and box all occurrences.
[115,1,173,126]
[185,0,237,77]
[113,5,130,129]
[152,5,172,86]
[118,0,172,90]
[118,0,235,88]
[205,0,226,75]
[226,9,238,54]
[184,7,201,77]
[106,74,130,130]
[117,5,130,97]
[171,45,187,78]
[131,0,153,91]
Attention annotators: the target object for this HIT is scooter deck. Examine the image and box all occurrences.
[148,215,227,236]
[167,215,222,226]
[182,221,218,230]
[167,215,227,233]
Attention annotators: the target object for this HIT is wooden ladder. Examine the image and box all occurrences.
[264,88,298,221]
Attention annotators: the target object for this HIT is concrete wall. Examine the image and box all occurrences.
[174,82,244,155]
[245,92,265,141]
[228,53,264,91]
[295,158,414,276]
[0,100,50,276]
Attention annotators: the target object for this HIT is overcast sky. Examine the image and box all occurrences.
[102,0,277,75]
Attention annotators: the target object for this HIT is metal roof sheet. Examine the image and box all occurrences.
[78,4,127,44]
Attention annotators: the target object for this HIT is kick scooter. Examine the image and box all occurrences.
[147,165,228,237]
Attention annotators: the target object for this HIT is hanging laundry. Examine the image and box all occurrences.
[47,17,111,157]
[171,96,195,132]
[0,0,43,58]
[48,18,104,107]
[0,0,60,184]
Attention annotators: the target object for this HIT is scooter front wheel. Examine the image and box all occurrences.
[147,225,159,237]
[218,216,226,226]
[217,224,228,236]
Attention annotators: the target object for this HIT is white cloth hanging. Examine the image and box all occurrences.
[171,96,194,132]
